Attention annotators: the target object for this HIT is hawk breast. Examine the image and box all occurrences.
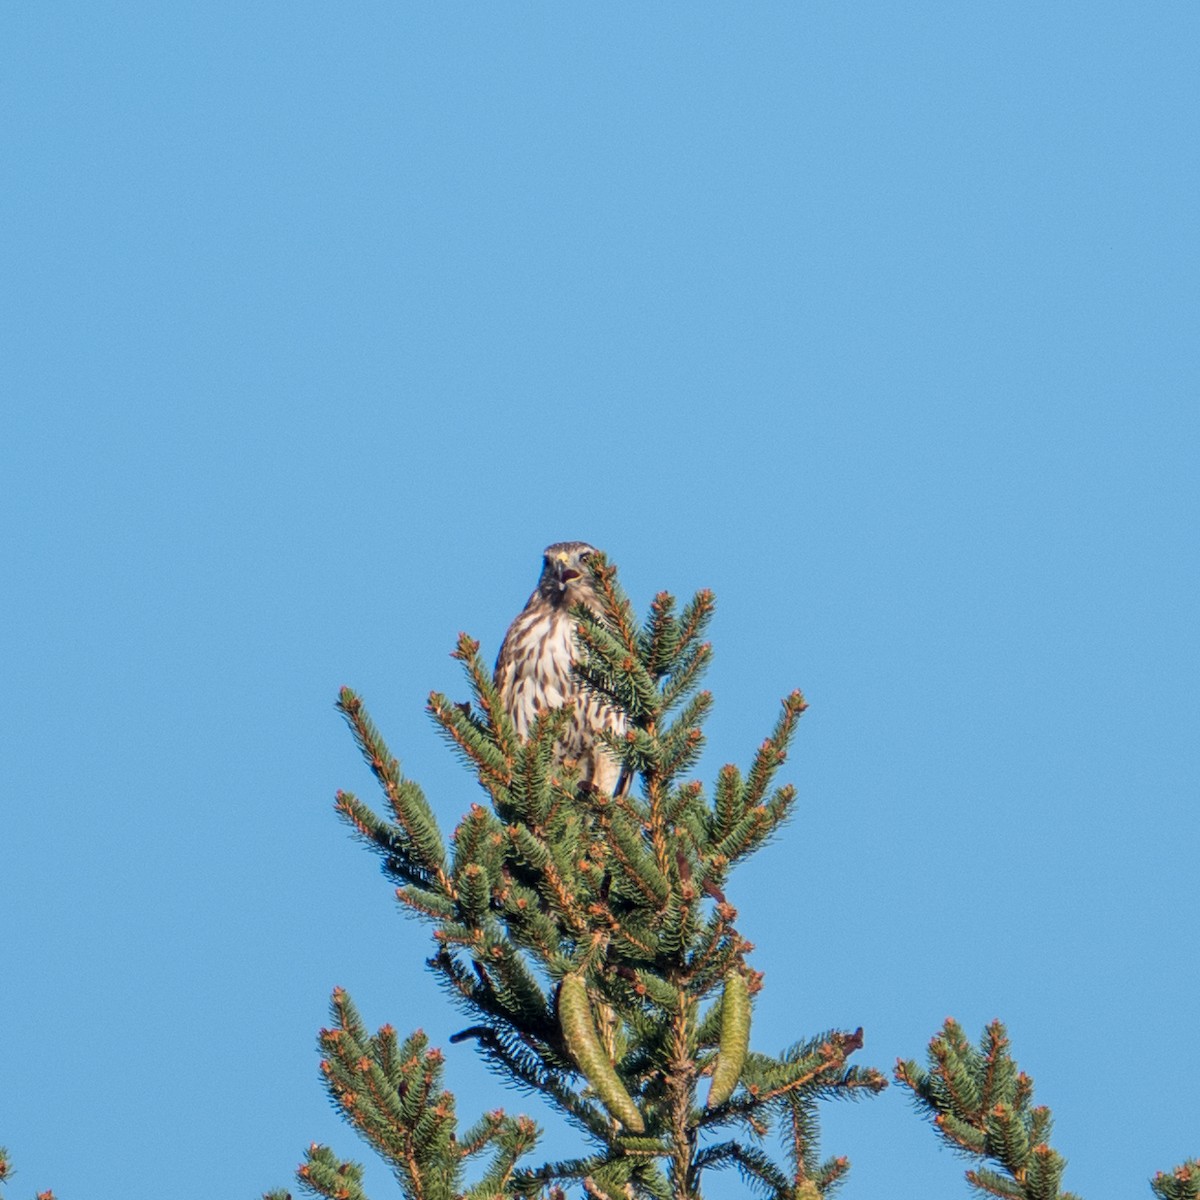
[494,597,626,767]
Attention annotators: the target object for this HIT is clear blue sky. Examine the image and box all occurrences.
[3,4,1196,1198]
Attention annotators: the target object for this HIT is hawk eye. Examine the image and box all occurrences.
[578,551,592,564]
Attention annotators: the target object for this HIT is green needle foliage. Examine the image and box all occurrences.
[895,1018,1078,1200]
[262,988,539,1200]
[1152,1161,1200,1200]
[275,554,885,1200]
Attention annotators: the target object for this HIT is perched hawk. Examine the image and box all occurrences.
[494,541,627,795]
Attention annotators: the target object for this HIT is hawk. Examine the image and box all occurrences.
[494,541,627,795]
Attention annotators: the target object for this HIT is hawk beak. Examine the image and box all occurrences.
[551,551,580,587]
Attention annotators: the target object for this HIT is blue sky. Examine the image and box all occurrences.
[2,4,1197,1198]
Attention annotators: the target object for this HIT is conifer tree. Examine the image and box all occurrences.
[269,554,886,1200]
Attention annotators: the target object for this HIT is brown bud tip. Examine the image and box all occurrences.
[841,1026,864,1053]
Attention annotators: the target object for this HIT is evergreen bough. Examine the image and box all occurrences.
[895,1018,1077,1200]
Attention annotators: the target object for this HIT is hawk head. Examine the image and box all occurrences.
[537,541,600,606]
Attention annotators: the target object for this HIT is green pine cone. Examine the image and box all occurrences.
[707,969,751,1107]
[559,972,646,1133]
